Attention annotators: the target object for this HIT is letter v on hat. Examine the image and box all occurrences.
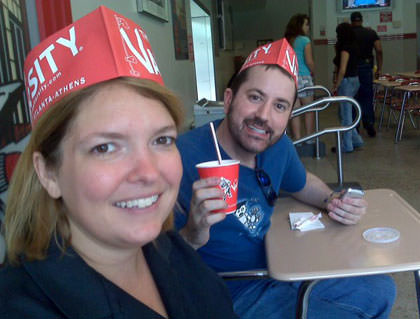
[239,38,298,87]
[24,5,164,126]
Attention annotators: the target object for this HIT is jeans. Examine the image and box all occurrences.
[355,63,375,128]
[232,275,396,319]
[338,77,364,152]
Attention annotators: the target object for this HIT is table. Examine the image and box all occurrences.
[393,85,420,143]
[397,72,420,79]
[266,189,420,317]
[373,79,402,129]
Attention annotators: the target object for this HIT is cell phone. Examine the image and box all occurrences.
[340,188,365,199]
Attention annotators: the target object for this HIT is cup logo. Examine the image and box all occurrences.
[220,177,238,201]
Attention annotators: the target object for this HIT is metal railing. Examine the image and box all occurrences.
[292,85,332,159]
[291,89,362,186]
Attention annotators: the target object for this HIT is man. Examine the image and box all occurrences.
[175,39,395,318]
[351,11,383,137]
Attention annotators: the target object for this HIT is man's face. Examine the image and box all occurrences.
[39,83,182,251]
[224,66,296,155]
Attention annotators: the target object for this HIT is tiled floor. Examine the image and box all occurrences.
[299,105,420,318]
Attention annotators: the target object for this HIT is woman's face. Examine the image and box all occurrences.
[41,82,182,251]
[302,19,310,36]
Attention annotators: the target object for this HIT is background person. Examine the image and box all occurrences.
[0,6,237,319]
[285,14,316,142]
[175,39,396,319]
[332,22,364,153]
[351,11,383,137]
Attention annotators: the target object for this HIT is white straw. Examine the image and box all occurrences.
[210,122,223,165]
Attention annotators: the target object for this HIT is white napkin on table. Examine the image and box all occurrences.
[289,212,325,232]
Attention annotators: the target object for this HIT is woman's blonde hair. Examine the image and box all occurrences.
[4,77,184,264]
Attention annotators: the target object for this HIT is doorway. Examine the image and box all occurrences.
[190,0,216,101]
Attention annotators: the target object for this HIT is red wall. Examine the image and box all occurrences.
[35,0,72,40]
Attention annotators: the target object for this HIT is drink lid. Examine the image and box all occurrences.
[362,227,400,244]
[196,159,240,168]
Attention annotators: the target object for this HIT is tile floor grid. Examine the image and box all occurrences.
[298,105,420,319]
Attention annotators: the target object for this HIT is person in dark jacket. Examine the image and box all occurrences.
[0,6,237,319]
[333,22,364,153]
[351,11,383,137]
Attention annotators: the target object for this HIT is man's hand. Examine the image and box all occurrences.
[179,177,227,249]
[326,194,367,225]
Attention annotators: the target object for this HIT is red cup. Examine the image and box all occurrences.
[196,159,240,214]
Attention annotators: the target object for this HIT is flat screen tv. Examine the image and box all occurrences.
[338,0,393,13]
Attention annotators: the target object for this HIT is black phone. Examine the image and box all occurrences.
[340,188,365,199]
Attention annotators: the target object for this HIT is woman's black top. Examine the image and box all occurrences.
[0,231,238,319]
[334,42,360,78]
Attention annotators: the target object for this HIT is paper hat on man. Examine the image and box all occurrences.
[239,38,298,86]
[24,6,163,125]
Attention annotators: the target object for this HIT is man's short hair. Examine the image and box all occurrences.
[228,65,297,106]
[350,11,363,22]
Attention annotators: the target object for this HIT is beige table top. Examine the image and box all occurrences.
[373,79,402,88]
[397,72,420,79]
[394,84,420,92]
[266,189,420,281]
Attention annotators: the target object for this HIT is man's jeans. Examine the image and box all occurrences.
[355,63,375,128]
[338,76,364,152]
[232,275,396,319]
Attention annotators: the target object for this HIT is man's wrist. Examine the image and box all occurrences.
[323,191,334,203]
[323,191,340,208]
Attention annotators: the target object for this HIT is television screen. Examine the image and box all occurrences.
[342,0,392,10]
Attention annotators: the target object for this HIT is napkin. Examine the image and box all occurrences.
[289,212,325,232]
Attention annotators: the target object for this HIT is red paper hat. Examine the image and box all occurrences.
[24,6,163,125]
[239,38,298,86]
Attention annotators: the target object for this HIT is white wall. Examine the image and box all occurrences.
[70,0,198,130]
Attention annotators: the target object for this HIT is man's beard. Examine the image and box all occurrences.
[226,100,285,154]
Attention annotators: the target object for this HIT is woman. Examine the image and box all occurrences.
[333,22,364,153]
[285,14,316,141]
[0,6,237,319]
